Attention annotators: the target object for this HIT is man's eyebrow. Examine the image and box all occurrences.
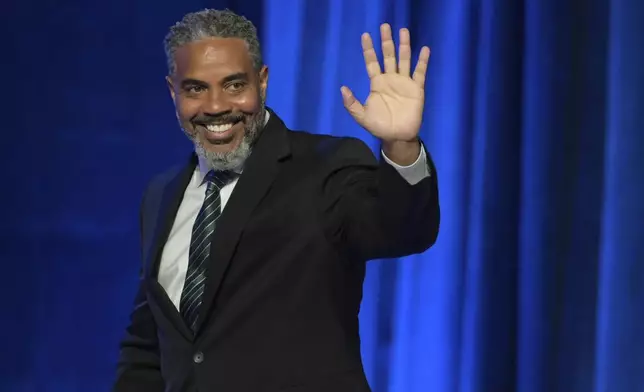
[180,78,208,88]
[179,73,249,88]
[221,72,249,84]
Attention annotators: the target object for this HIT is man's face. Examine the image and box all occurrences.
[167,38,268,171]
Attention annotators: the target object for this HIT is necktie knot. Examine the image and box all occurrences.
[205,170,237,191]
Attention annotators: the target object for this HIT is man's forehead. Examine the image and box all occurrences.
[174,37,250,66]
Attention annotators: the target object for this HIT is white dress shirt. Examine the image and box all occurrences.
[158,112,431,310]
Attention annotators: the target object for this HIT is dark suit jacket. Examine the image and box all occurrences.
[113,109,440,392]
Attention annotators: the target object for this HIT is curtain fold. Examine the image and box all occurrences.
[263,1,644,391]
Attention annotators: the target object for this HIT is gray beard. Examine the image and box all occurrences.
[184,105,266,172]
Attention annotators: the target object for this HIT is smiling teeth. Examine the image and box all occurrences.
[206,123,234,133]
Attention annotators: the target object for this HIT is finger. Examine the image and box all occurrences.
[340,86,365,122]
[412,46,431,88]
[361,33,382,79]
[380,23,397,73]
[398,28,411,76]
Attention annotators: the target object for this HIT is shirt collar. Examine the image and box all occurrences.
[196,109,270,184]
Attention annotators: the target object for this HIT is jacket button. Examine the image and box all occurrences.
[193,352,204,364]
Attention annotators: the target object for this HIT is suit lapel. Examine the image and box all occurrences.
[196,109,291,333]
[144,155,196,341]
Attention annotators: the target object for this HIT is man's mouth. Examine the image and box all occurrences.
[206,123,235,133]
[199,121,242,143]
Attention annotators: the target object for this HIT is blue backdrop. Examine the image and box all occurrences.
[2,0,643,391]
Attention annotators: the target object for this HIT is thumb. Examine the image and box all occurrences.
[340,86,365,123]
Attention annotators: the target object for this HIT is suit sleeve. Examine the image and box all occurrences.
[319,137,440,261]
[112,186,164,392]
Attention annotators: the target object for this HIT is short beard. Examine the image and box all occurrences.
[182,97,266,172]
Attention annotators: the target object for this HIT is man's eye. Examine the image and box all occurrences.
[228,82,246,92]
[187,85,205,94]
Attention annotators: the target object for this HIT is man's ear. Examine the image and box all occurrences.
[166,75,176,102]
[258,65,269,100]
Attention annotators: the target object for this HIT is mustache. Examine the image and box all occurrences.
[192,112,246,126]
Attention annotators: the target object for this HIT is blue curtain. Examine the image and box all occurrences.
[2,0,643,391]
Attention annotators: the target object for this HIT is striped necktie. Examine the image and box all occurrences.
[180,170,235,331]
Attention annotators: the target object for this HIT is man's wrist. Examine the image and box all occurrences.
[381,139,422,166]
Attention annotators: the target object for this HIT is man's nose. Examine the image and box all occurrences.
[202,89,231,114]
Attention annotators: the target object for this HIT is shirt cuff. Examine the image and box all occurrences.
[381,145,431,185]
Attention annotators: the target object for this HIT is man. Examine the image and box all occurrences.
[114,8,439,392]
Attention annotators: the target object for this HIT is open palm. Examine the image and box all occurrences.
[341,24,430,142]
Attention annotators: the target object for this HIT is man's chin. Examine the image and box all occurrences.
[194,137,251,171]
[198,134,241,154]
[201,142,238,154]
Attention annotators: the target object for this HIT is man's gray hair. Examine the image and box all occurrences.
[163,8,263,75]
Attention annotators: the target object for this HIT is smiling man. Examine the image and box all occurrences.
[167,30,268,172]
[113,8,440,392]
